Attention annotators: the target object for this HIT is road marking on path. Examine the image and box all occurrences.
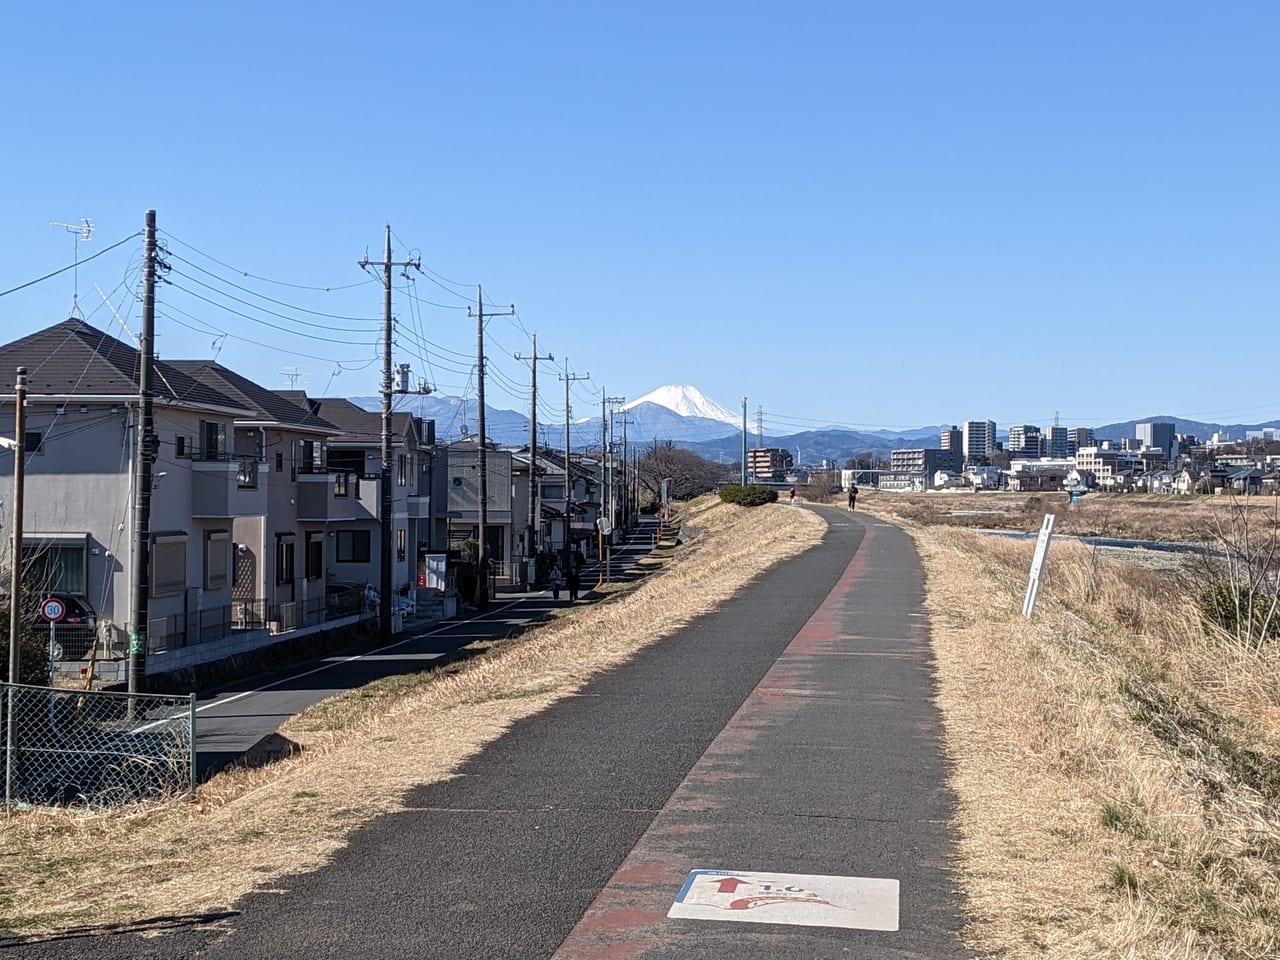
[668,869,899,931]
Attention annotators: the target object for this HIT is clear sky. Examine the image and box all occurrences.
[2,2,1277,436]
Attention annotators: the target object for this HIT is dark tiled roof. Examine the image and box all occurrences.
[0,319,246,412]
[167,361,338,432]
[294,397,415,445]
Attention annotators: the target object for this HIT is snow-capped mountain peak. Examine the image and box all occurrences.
[622,385,739,426]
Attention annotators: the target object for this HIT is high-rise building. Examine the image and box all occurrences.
[1067,426,1095,456]
[1136,421,1176,459]
[1044,425,1070,459]
[940,426,963,457]
[1008,424,1044,459]
[962,420,997,461]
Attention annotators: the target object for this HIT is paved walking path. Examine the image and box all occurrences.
[8,510,970,959]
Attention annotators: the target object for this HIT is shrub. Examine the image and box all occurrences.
[718,484,778,507]
[1199,578,1279,645]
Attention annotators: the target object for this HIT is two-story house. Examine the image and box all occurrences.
[0,320,260,655]
[283,396,436,602]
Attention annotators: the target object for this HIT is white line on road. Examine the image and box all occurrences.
[194,598,527,716]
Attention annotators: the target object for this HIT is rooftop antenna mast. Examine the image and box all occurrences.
[50,218,93,319]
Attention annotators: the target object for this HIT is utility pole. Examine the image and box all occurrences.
[515,335,553,586]
[467,288,514,610]
[741,396,748,486]
[359,226,419,642]
[129,210,159,694]
[560,360,589,569]
[599,394,625,585]
[5,367,27,806]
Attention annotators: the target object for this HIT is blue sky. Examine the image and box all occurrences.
[2,2,1277,436]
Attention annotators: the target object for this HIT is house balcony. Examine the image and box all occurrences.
[296,472,359,522]
[191,457,268,519]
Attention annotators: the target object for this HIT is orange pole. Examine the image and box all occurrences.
[596,528,604,588]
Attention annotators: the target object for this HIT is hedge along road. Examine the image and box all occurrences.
[14,509,970,959]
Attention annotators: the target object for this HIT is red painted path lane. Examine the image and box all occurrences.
[553,515,970,959]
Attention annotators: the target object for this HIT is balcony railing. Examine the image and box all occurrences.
[147,594,373,654]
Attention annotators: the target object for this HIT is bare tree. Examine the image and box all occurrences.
[1189,492,1280,650]
[636,441,729,507]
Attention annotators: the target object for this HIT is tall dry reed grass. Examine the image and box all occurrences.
[916,525,1280,959]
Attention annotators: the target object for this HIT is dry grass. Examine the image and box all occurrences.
[856,488,1280,544]
[912,522,1280,958]
[0,499,824,935]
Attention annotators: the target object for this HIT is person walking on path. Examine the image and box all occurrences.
[567,558,581,602]
[788,486,796,505]
[549,559,564,600]
[848,484,858,512]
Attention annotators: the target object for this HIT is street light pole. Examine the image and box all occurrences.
[740,396,748,486]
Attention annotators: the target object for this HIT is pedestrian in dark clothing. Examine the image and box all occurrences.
[567,564,581,601]
[848,484,858,512]
[549,561,563,600]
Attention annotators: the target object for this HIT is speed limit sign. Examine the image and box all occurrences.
[40,598,66,623]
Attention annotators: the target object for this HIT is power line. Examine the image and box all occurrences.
[165,252,382,322]
[167,272,378,333]
[0,233,140,299]
[158,229,376,292]
[165,282,380,344]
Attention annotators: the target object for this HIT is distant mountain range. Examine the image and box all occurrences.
[350,389,1279,463]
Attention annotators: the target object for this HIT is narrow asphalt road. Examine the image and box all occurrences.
[193,523,661,778]
[7,509,971,959]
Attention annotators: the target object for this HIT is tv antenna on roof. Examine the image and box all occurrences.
[50,218,93,319]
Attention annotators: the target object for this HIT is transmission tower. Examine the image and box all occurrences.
[755,405,765,448]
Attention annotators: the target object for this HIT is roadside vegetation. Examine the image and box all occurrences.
[858,490,1280,958]
[0,497,824,936]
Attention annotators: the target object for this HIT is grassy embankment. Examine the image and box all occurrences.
[858,489,1280,958]
[0,498,824,936]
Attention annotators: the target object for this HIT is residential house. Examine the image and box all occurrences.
[287,396,437,601]
[0,320,261,660]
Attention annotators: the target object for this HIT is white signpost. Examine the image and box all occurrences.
[1022,513,1056,618]
[40,597,66,686]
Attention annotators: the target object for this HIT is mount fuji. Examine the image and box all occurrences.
[618,385,742,444]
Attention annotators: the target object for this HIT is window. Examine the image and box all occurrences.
[396,528,406,562]
[276,535,296,585]
[200,420,226,461]
[275,450,284,472]
[22,537,87,595]
[328,448,365,477]
[175,435,188,458]
[24,431,43,454]
[151,533,188,598]
[397,454,408,486]
[334,472,350,497]
[335,530,371,563]
[237,457,258,489]
[205,531,229,590]
[298,439,317,474]
[305,533,324,580]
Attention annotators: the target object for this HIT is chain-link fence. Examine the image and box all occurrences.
[2,682,195,808]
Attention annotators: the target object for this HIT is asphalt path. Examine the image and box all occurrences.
[6,509,971,959]
[193,523,661,779]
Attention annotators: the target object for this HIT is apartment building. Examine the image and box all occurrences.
[1067,426,1095,454]
[962,420,996,461]
[746,447,794,481]
[1136,421,1176,460]
[1044,425,1070,459]
[1007,424,1043,459]
[940,426,962,458]
[881,448,961,490]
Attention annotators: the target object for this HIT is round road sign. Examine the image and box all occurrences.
[40,598,66,623]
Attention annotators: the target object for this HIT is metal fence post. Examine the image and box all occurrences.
[188,692,197,794]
